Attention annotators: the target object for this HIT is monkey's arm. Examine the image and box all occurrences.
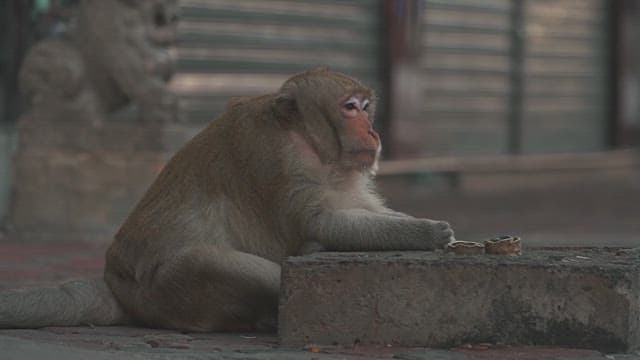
[303,209,453,252]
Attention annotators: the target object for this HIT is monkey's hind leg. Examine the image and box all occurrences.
[0,278,130,329]
[134,246,281,332]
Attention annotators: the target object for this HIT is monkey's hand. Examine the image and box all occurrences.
[421,219,455,250]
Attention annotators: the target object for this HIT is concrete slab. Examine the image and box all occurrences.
[279,248,640,352]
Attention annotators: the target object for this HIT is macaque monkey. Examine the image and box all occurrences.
[0,68,454,331]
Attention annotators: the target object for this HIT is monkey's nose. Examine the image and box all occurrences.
[368,129,380,141]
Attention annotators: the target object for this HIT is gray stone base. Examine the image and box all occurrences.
[9,151,164,241]
[278,248,640,353]
[7,115,176,242]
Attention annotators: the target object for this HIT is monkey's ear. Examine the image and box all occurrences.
[272,93,299,127]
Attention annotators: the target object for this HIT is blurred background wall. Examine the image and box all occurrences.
[0,0,638,246]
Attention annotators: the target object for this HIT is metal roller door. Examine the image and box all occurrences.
[417,0,609,157]
[173,0,383,125]
[522,0,608,153]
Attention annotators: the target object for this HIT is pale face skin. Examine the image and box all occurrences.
[338,95,381,173]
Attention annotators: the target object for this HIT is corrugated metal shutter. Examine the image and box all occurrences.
[171,0,383,125]
[522,0,608,153]
[417,0,609,157]
[418,0,512,157]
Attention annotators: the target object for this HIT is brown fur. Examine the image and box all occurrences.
[0,69,454,331]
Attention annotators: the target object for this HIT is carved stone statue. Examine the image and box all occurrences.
[19,0,178,124]
[8,0,180,242]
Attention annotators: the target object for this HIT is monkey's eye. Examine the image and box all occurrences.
[344,102,358,111]
[362,100,370,112]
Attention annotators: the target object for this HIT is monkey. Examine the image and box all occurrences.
[0,68,454,332]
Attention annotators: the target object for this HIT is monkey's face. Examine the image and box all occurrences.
[338,94,381,172]
[279,68,381,173]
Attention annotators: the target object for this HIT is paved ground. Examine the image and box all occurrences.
[1,167,639,359]
[0,322,637,359]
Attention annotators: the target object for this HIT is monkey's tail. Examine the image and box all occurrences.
[0,278,130,329]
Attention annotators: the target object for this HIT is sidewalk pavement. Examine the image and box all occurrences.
[2,327,635,360]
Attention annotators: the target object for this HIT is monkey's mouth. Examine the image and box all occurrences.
[346,149,378,168]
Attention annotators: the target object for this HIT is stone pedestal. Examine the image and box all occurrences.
[279,248,640,353]
[7,113,174,242]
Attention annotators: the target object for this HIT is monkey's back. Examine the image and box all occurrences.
[104,94,290,286]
